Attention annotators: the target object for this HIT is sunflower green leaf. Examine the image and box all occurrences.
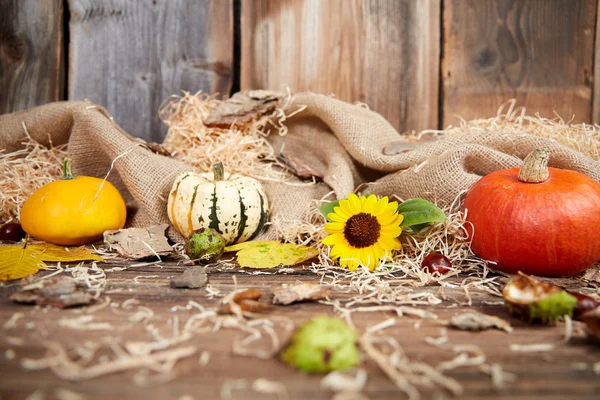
[319,200,340,222]
[397,199,446,230]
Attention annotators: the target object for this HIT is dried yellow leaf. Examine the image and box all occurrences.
[27,243,103,262]
[0,243,103,281]
[0,246,47,281]
[225,240,319,269]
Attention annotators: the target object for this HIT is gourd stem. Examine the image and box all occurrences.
[62,158,75,180]
[212,162,225,181]
[518,149,550,183]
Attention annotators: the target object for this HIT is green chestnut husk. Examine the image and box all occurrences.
[282,316,360,373]
[502,274,577,324]
[184,228,225,263]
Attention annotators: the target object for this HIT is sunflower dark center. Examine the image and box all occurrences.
[343,212,380,248]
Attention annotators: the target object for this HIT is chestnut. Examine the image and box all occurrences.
[0,222,26,242]
[421,252,452,275]
[568,291,599,320]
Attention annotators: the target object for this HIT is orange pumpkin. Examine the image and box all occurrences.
[463,149,600,277]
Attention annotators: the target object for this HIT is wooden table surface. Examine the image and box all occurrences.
[1,260,600,400]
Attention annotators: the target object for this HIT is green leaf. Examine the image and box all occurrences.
[318,200,340,222]
[225,240,319,269]
[397,199,446,228]
[402,223,433,234]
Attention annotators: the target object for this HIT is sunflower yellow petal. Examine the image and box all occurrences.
[363,194,377,211]
[370,196,388,215]
[332,206,351,220]
[378,212,402,228]
[325,222,345,234]
[322,233,344,246]
[348,193,361,213]
[339,199,353,216]
[355,249,368,268]
[381,225,402,237]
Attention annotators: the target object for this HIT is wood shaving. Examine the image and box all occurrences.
[0,127,66,221]
[25,390,45,400]
[3,311,24,329]
[448,312,512,333]
[21,341,197,381]
[510,316,573,352]
[54,388,87,400]
[480,363,517,389]
[4,336,25,346]
[331,393,371,400]
[58,316,113,331]
[133,275,161,284]
[5,349,16,360]
[273,282,331,305]
[321,368,368,392]
[198,351,210,366]
[160,91,297,183]
[251,378,289,400]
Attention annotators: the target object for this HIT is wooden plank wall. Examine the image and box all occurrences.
[443,0,596,126]
[0,0,64,114]
[241,0,440,134]
[0,0,599,141]
[68,0,233,142]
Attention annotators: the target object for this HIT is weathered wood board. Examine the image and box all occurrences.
[442,0,596,127]
[0,0,64,114]
[68,0,234,142]
[241,0,441,134]
[1,262,600,399]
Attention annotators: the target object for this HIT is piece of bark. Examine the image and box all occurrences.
[273,283,331,305]
[10,276,93,308]
[138,141,172,157]
[203,90,283,128]
[104,224,173,260]
[170,266,208,289]
[449,312,513,333]
[276,154,324,180]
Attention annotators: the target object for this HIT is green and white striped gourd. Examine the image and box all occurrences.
[167,163,269,244]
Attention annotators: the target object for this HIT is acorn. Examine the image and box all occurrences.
[184,228,226,263]
[502,274,577,324]
[282,316,359,373]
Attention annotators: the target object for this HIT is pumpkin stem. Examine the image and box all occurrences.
[62,158,75,180]
[212,162,225,181]
[518,149,550,183]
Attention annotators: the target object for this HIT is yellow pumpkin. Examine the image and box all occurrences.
[20,158,127,245]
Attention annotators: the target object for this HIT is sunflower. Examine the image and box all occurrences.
[322,193,403,271]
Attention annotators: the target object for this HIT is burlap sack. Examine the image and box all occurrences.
[1,93,599,240]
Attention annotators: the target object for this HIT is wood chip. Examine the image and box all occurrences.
[103,224,173,260]
[449,312,513,333]
[10,276,93,308]
[170,266,208,289]
[220,288,268,314]
[273,283,331,305]
[203,90,284,128]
